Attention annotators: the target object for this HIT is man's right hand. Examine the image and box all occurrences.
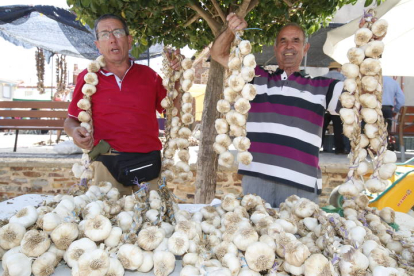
[72,126,94,150]
[226,13,248,33]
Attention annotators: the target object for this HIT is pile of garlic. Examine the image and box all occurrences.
[1,184,413,275]
[72,55,106,184]
[339,14,396,196]
[214,32,256,168]
[160,48,194,182]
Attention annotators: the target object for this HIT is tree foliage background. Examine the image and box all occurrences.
[68,0,380,203]
[67,0,378,57]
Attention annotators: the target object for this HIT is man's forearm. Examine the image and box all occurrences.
[64,117,81,138]
[210,27,235,68]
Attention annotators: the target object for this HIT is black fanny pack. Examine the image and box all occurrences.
[96,150,161,186]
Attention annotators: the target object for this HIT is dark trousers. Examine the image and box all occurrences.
[322,113,345,153]
[382,106,393,134]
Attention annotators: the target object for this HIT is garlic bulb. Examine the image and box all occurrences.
[137,226,165,251]
[241,84,257,101]
[244,241,275,272]
[181,79,193,92]
[360,134,369,148]
[50,222,79,250]
[104,226,122,248]
[181,58,192,70]
[340,92,356,108]
[360,93,378,109]
[96,55,105,67]
[183,69,195,81]
[78,111,91,123]
[241,67,255,82]
[233,136,251,151]
[340,108,355,124]
[84,214,112,242]
[239,40,252,55]
[21,229,51,257]
[347,47,365,65]
[360,58,381,76]
[0,223,26,250]
[344,79,357,94]
[168,231,190,255]
[284,241,311,267]
[365,41,384,58]
[354,28,373,46]
[361,107,378,124]
[215,118,229,134]
[224,87,238,103]
[77,99,91,110]
[235,97,251,114]
[342,63,360,79]
[217,99,231,113]
[338,180,360,197]
[87,61,100,73]
[294,198,317,218]
[117,244,143,270]
[153,251,175,276]
[364,123,379,139]
[81,84,96,96]
[228,74,245,92]
[365,178,387,193]
[31,252,57,276]
[378,163,396,180]
[181,265,200,276]
[222,253,241,275]
[218,151,235,168]
[383,150,397,164]
[137,251,154,273]
[233,226,259,251]
[371,19,388,37]
[64,237,97,268]
[3,252,32,276]
[361,76,379,92]
[237,151,253,165]
[84,72,98,85]
[106,257,125,276]
[228,57,242,70]
[339,247,369,276]
[9,205,38,228]
[243,54,256,68]
[77,247,109,276]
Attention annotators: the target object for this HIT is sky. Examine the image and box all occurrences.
[0,0,195,86]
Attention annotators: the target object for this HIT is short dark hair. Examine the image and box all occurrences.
[94,14,129,40]
[276,23,308,45]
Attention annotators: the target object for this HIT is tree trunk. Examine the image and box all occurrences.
[194,59,225,203]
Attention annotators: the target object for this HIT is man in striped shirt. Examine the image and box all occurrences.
[211,13,343,207]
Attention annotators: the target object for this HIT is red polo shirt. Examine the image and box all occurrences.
[68,62,166,153]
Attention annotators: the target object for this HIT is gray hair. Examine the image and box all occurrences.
[94,14,129,40]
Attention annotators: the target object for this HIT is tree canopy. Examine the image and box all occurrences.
[67,0,378,57]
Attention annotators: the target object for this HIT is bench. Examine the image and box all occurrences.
[0,101,69,152]
[392,106,414,161]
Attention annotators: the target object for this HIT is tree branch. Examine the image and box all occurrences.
[236,0,251,18]
[188,2,221,36]
[210,0,226,23]
[247,0,259,14]
[283,0,293,7]
[162,6,174,11]
[183,14,200,27]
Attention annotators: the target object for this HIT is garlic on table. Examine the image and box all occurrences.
[31,251,57,276]
[77,246,110,276]
[84,214,112,242]
[2,252,32,276]
[137,226,165,251]
[0,223,26,250]
[50,222,79,250]
[64,237,97,268]
[106,257,125,276]
[9,205,38,228]
[153,251,175,276]
[20,229,51,257]
[117,244,144,270]
[137,251,154,273]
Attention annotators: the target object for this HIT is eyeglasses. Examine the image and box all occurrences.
[98,28,127,40]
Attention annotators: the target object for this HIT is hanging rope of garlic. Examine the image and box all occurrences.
[71,55,106,186]
[214,31,256,168]
[339,11,396,197]
[160,47,194,183]
[56,54,67,93]
[35,47,45,94]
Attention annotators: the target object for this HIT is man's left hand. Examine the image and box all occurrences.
[166,49,183,71]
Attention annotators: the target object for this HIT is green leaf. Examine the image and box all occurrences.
[364,0,374,7]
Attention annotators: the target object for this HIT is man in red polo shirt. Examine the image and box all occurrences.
[65,14,181,194]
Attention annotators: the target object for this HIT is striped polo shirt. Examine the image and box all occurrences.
[238,67,344,193]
